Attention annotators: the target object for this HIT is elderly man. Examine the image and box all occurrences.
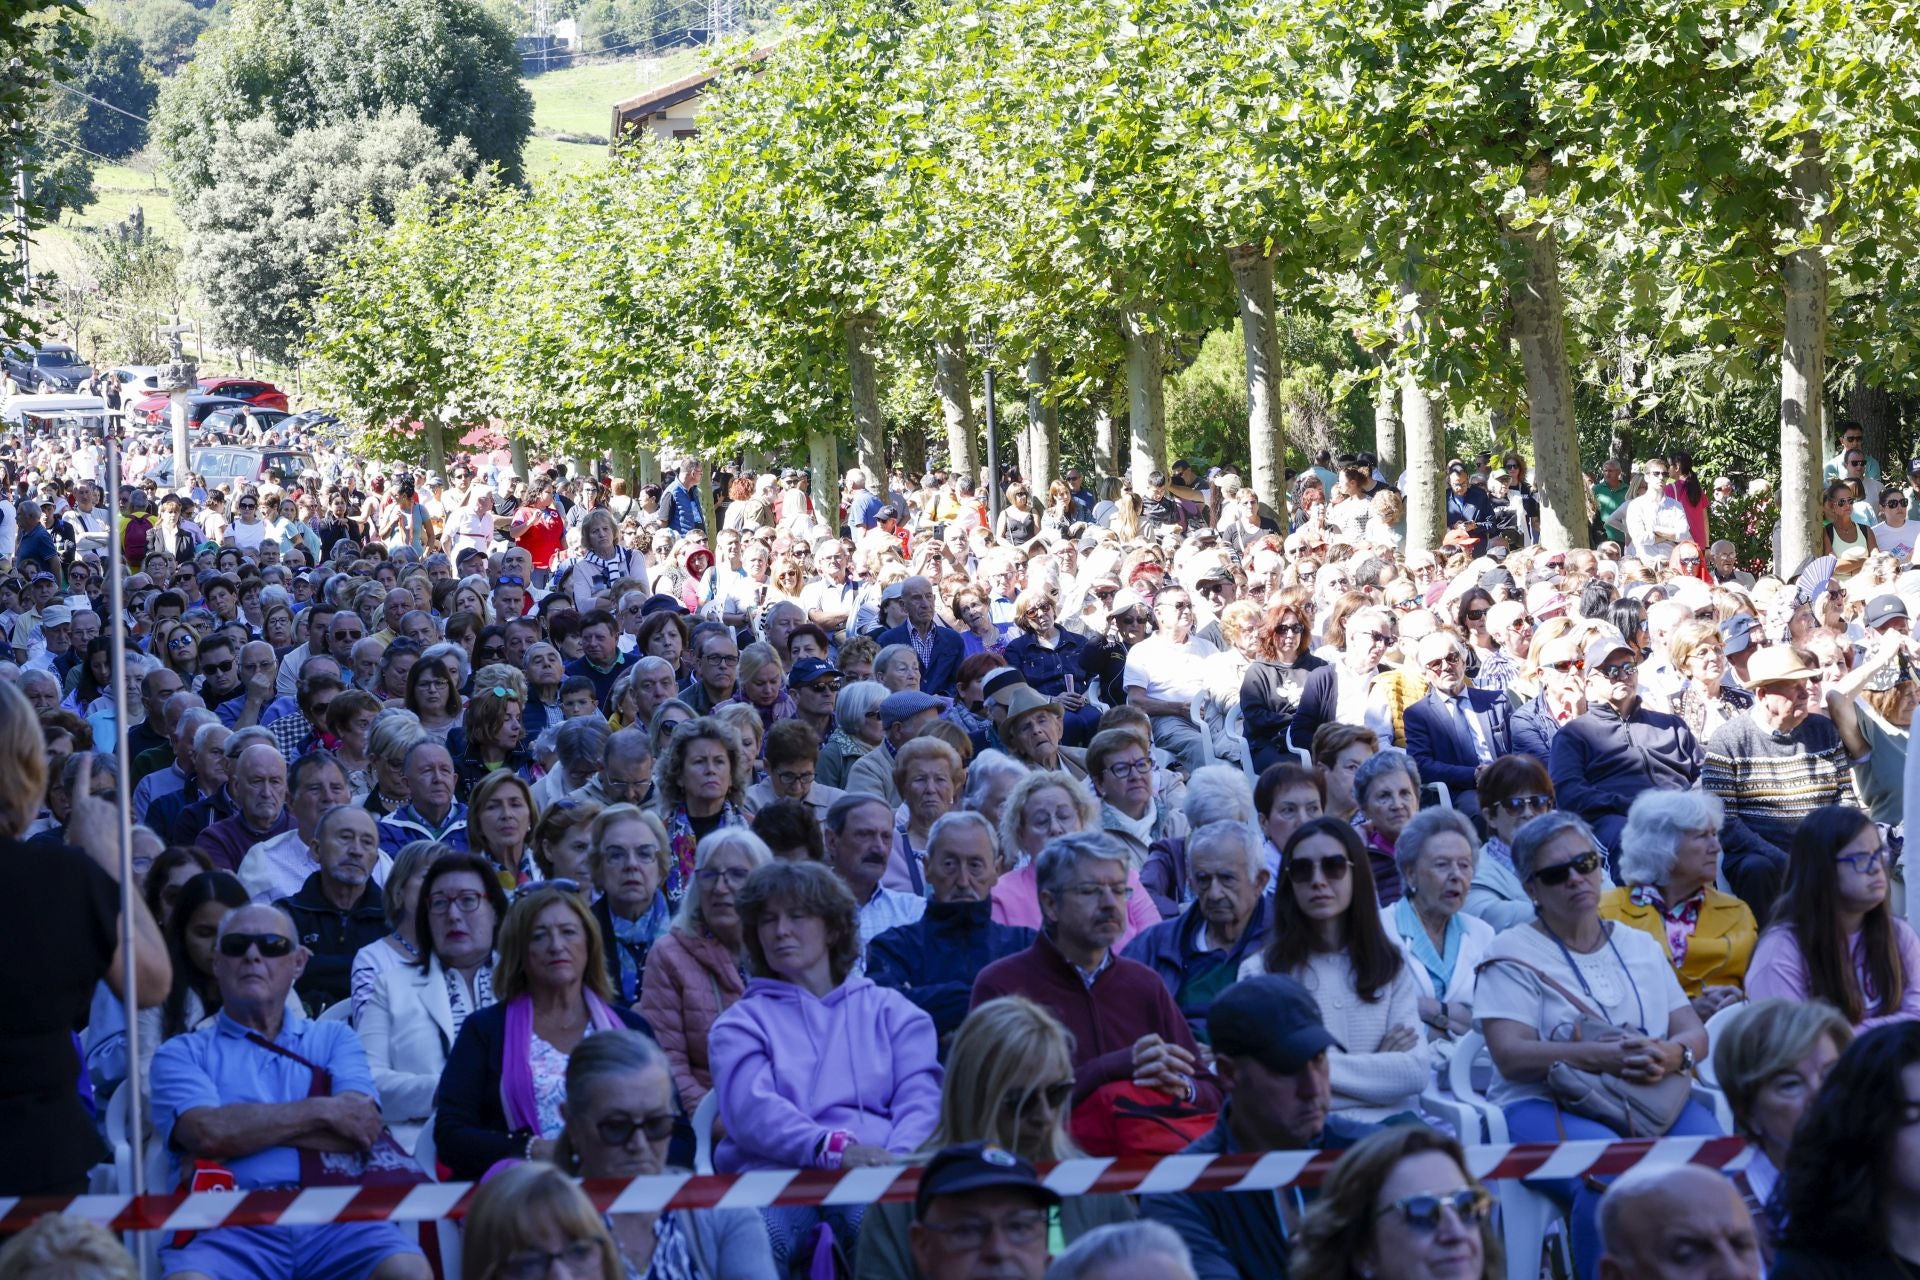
[573,728,655,809]
[907,1142,1059,1280]
[1123,586,1217,776]
[1596,1164,1762,1280]
[972,832,1221,1123]
[240,752,387,904]
[130,682,199,784]
[1143,974,1375,1277]
[868,811,1035,1053]
[133,703,216,821]
[825,792,925,960]
[209,639,279,730]
[623,654,679,725]
[1704,645,1860,918]
[377,741,469,855]
[1123,821,1272,1043]
[150,902,432,1280]
[1550,630,1702,855]
[875,575,963,696]
[846,690,944,806]
[18,666,60,713]
[1510,631,1587,763]
[200,743,294,874]
[680,627,739,716]
[274,806,389,1014]
[661,458,705,534]
[150,722,234,844]
[1403,631,1512,818]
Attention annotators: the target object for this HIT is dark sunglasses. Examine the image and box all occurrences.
[1889,498,1910,509]
[1497,794,1553,816]
[1274,622,1306,636]
[1594,661,1636,680]
[1531,850,1602,887]
[1465,608,1489,621]
[1544,658,1581,673]
[200,658,235,675]
[1286,853,1351,885]
[496,575,527,587]
[594,1112,678,1147]
[1377,1187,1493,1231]
[217,932,294,958]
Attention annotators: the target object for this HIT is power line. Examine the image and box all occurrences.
[54,82,151,126]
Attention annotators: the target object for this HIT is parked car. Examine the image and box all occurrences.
[3,343,93,392]
[199,405,290,437]
[197,377,288,412]
[129,392,253,428]
[144,445,318,489]
[109,365,173,399]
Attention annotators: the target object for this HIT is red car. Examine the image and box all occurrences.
[130,376,290,424]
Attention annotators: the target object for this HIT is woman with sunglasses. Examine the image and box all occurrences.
[1747,805,1920,1030]
[362,854,507,1155]
[153,620,198,684]
[854,997,1137,1279]
[553,1030,776,1277]
[1291,1126,1501,1280]
[1242,818,1427,1124]
[1240,587,1325,772]
[1477,810,1717,1280]
[1825,478,1871,558]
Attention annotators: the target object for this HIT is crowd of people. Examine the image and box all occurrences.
[3,416,1920,1280]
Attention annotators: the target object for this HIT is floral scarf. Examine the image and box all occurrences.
[664,801,743,905]
[1629,883,1705,968]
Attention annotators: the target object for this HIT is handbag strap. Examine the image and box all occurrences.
[1473,955,1607,1025]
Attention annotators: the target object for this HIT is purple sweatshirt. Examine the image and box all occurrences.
[1746,918,1920,1030]
[708,974,943,1172]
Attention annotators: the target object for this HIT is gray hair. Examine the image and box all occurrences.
[1510,810,1601,882]
[1183,764,1254,827]
[1186,819,1262,881]
[673,826,774,934]
[124,652,159,678]
[1045,1222,1196,1280]
[603,727,652,768]
[554,719,612,773]
[421,640,469,689]
[174,706,219,740]
[1033,830,1131,899]
[834,679,891,730]
[825,791,892,834]
[226,726,275,757]
[1393,806,1480,880]
[217,902,296,940]
[1618,790,1727,888]
[191,720,230,754]
[19,668,57,696]
[963,749,1028,811]
[632,654,676,682]
[927,809,997,861]
[563,1027,668,1113]
[1354,747,1421,806]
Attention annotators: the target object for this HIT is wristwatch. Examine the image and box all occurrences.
[1678,1045,1696,1074]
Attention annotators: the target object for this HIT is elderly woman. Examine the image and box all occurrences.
[455,681,529,802]
[1241,819,1427,1123]
[1650,619,1754,742]
[1711,997,1852,1262]
[655,715,750,906]
[588,805,672,1005]
[1747,804,1920,1028]
[873,642,924,694]
[1090,728,1190,918]
[709,860,942,1263]
[819,679,888,789]
[554,1031,776,1276]
[565,507,648,609]
[1003,587,1099,745]
[890,736,963,894]
[1353,748,1421,906]
[434,883,659,1180]
[950,584,1009,659]
[1466,753,1553,929]
[467,771,536,886]
[347,838,453,1023]
[361,853,508,1154]
[990,769,1158,947]
[639,828,772,1108]
[1292,1127,1501,1280]
[1382,808,1493,1046]
[854,998,1137,1279]
[1602,789,1756,1020]
[1239,589,1327,772]
[364,715,425,819]
[961,747,1026,830]
[1476,811,1718,1280]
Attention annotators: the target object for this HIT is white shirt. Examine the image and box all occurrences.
[1624,492,1691,562]
[1123,634,1218,705]
[238,827,393,904]
[856,885,926,972]
[1875,518,1920,566]
[446,508,494,556]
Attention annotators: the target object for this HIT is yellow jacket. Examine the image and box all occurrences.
[1601,884,1758,998]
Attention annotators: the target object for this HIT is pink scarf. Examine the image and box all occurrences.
[499,992,624,1134]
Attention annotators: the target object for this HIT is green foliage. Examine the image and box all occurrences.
[4,4,92,333]
[97,0,209,72]
[79,218,183,363]
[72,18,158,156]
[154,0,532,198]
[182,108,482,365]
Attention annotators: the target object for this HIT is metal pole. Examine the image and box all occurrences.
[983,365,1001,529]
[105,409,146,1215]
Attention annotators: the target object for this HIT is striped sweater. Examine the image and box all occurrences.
[1703,711,1857,858]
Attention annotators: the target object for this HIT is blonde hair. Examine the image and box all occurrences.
[930,997,1082,1161]
[493,884,611,1003]
[996,768,1097,869]
[467,770,537,868]
[460,1161,621,1280]
[0,1215,135,1280]
[736,641,783,695]
[714,701,765,757]
[0,681,47,839]
[892,736,964,794]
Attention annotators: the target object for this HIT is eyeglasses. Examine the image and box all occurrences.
[1377,1187,1493,1232]
[1837,847,1888,875]
[593,1111,678,1147]
[1286,853,1351,885]
[1531,850,1602,886]
[1424,653,1465,672]
[502,1242,602,1280]
[429,892,487,917]
[1498,794,1553,816]
[217,932,294,958]
[496,575,526,587]
[919,1211,1051,1252]
[1104,758,1152,779]
[774,770,817,789]
[1544,658,1581,673]
[1002,1080,1074,1114]
[695,865,750,888]
[1646,471,1668,482]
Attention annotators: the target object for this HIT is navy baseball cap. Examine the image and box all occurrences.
[790,657,841,687]
[1210,974,1342,1074]
[914,1143,1061,1219]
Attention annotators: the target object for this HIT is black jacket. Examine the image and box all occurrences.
[1239,654,1327,772]
[866,899,1035,1053]
[275,871,387,1015]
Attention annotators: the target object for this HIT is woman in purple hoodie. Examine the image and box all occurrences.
[709,860,942,1265]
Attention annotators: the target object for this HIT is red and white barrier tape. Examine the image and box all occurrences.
[0,1136,1754,1234]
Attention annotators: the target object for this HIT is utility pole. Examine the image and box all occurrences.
[708,0,737,42]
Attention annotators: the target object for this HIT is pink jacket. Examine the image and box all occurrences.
[989,863,1160,950]
[637,927,747,1106]
[1746,919,1920,1030]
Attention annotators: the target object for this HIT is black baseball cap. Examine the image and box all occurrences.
[914,1143,1061,1219]
[1209,974,1342,1073]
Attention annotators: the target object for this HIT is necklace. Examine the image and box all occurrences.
[391,934,418,959]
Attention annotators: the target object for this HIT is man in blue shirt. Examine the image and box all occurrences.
[151,902,430,1280]
[661,459,706,535]
[846,468,882,530]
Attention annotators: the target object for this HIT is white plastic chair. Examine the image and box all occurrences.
[1698,1000,1749,1090]
[1446,1031,1571,1280]
[1289,741,1314,767]
[692,1091,718,1175]
[1188,691,1217,766]
[1224,705,1257,788]
[317,999,355,1024]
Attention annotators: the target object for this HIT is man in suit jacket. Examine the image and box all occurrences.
[877,574,965,696]
[1402,632,1512,819]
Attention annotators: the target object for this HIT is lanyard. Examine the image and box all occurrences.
[1536,918,1649,1034]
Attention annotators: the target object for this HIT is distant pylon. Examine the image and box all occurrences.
[707,0,737,42]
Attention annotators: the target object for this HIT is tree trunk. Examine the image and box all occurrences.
[1401,369,1447,552]
[1093,392,1120,479]
[932,332,977,478]
[509,437,530,482]
[1610,340,1637,467]
[843,313,884,479]
[1371,354,1401,478]
[633,446,660,488]
[1025,347,1058,495]
[808,431,838,536]
[1503,156,1587,551]
[423,418,447,479]
[897,425,926,479]
[1124,313,1167,488]
[1848,379,1898,471]
[1779,134,1829,576]
[1230,245,1287,509]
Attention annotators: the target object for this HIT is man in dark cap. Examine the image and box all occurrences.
[908,1142,1059,1280]
[1142,974,1378,1278]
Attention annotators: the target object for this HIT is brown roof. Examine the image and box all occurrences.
[609,46,775,140]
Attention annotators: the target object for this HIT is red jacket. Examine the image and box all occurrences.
[971,933,1221,1110]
